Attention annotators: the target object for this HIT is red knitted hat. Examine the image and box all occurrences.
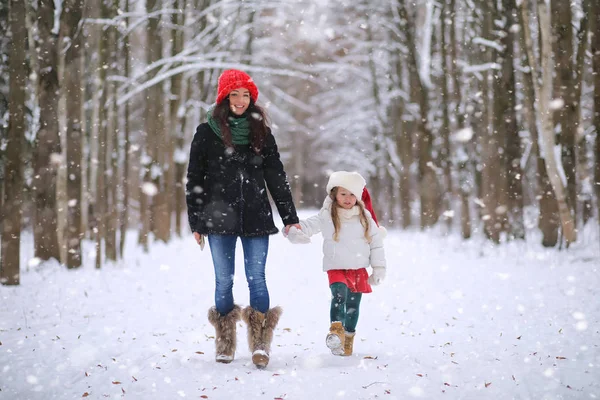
[216,69,259,105]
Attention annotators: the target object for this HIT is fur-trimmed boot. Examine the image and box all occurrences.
[326,321,346,355]
[241,306,282,369]
[342,331,355,356]
[207,305,241,363]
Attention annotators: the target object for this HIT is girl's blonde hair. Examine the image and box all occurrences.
[329,187,372,243]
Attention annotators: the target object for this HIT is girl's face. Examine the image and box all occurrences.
[335,187,357,209]
[228,88,251,115]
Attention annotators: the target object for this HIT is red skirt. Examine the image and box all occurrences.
[327,268,372,293]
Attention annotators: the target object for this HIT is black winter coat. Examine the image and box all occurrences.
[186,123,299,236]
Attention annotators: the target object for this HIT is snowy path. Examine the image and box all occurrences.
[1,217,599,400]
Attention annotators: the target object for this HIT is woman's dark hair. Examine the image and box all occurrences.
[212,98,270,153]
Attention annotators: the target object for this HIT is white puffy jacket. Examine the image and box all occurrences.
[299,197,386,272]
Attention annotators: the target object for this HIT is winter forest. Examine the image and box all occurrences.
[1,0,600,399]
[0,0,599,281]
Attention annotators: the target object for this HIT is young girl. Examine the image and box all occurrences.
[286,171,386,356]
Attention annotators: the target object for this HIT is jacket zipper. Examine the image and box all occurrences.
[239,171,244,233]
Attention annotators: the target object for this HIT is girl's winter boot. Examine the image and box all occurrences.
[343,331,355,356]
[242,306,283,369]
[207,305,241,363]
[326,321,346,355]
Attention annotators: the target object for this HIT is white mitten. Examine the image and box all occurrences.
[285,226,311,244]
[368,267,386,285]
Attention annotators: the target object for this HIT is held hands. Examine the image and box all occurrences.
[284,223,302,234]
[284,225,311,244]
[368,267,386,286]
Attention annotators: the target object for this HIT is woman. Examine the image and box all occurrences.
[186,69,300,368]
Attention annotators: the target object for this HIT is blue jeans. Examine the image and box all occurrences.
[207,234,270,315]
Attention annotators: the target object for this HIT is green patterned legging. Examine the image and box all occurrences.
[330,282,363,333]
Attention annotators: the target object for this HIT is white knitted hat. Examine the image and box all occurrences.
[326,171,366,198]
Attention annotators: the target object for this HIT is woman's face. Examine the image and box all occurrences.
[335,187,357,209]
[228,88,251,115]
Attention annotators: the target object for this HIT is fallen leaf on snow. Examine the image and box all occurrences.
[82,393,89,398]
[485,382,492,388]
[196,351,205,354]
[112,381,121,385]
[416,374,423,377]
[363,356,377,359]
[132,376,138,382]
[200,396,208,399]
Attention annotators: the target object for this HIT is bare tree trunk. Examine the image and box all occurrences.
[140,0,167,249]
[503,0,525,239]
[170,0,184,237]
[440,0,453,231]
[1,0,26,285]
[365,14,390,222]
[32,0,60,261]
[152,0,169,244]
[398,0,439,229]
[574,0,591,226]
[105,0,118,262]
[119,0,131,258]
[593,0,600,237]
[536,0,577,245]
[83,0,101,243]
[394,62,412,229]
[397,120,412,228]
[449,0,471,239]
[481,0,501,243]
[517,0,559,247]
[95,0,110,268]
[0,3,7,240]
[551,0,577,226]
[390,10,412,229]
[243,9,255,64]
[61,0,85,268]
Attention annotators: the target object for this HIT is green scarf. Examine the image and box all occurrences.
[207,104,251,145]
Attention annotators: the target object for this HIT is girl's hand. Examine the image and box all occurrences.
[368,267,386,285]
[284,223,302,235]
[285,226,311,244]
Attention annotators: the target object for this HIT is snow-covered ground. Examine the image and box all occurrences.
[1,211,599,400]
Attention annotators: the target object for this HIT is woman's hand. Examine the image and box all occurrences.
[284,223,302,235]
[193,232,204,245]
